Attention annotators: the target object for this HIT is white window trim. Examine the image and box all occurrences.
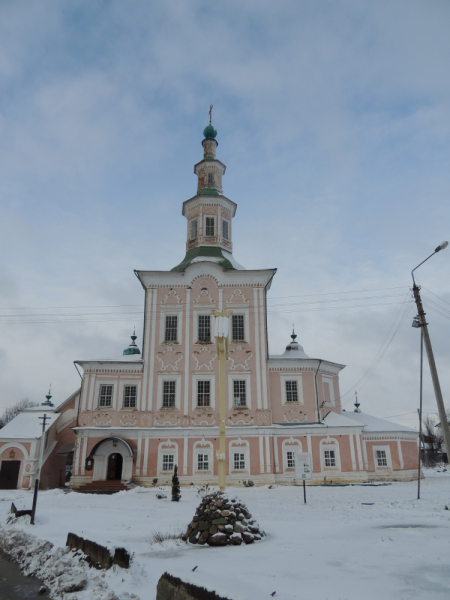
[228,373,252,410]
[190,218,198,240]
[118,380,140,410]
[322,375,336,407]
[159,310,183,345]
[192,311,216,344]
[280,374,304,405]
[319,438,341,471]
[222,218,230,241]
[372,445,393,470]
[230,309,250,343]
[193,440,214,475]
[157,374,182,410]
[157,440,178,475]
[192,373,216,410]
[282,438,303,472]
[204,214,215,237]
[95,380,116,410]
[228,439,250,475]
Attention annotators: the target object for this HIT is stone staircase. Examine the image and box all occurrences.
[75,480,129,494]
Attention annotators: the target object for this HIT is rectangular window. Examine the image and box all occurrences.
[197,380,211,407]
[324,450,336,467]
[222,219,229,241]
[207,172,214,185]
[233,380,246,406]
[232,315,245,341]
[285,381,298,402]
[162,381,176,407]
[162,454,174,472]
[197,454,209,471]
[287,451,295,468]
[234,453,245,470]
[165,315,178,342]
[376,450,388,467]
[123,385,137,408]
[205,217,215,237]
[99,385,113,407]
[198,315,211,342]
[190,219,198,240]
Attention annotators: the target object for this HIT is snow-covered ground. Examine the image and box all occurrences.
[1,470,449,600]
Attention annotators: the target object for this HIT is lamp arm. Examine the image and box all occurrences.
[411,251,436,285]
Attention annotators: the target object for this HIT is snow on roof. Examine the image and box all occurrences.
[341,411,417,432]
[323,411,364,428]
[0,410,60,439]
[75,355,144,364]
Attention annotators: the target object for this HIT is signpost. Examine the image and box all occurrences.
[294,452,312,503]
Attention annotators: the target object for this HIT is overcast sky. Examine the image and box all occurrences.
[1,0,449,428]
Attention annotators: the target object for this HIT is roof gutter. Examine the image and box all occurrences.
[74,362,84,427]
[264,269,277,358]
[314,359,322,423]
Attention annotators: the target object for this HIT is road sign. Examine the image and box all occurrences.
[294,452,312,481]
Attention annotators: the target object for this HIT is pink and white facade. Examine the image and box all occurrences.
[0,123,419,490]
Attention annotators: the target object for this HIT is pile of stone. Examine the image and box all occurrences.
[182,491,265,546]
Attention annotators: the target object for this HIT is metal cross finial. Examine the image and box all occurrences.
[209,105,213,124]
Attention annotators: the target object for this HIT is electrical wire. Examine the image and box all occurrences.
[341,294,413,404]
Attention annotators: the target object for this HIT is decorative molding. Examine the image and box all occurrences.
[92,412,112,427]
[140,414,153,427]
[228,411,254,426]
[193,346,217,371]
[191,413,216,426]
[161,289,183,305]
[193,285,215,305]
[257,411,270,425]
[228,346,253,371]
[283,407,307,424]
[226,289,249,305]
[154,413,181,427]
[120,412,138,426]
[78,413,92,426]
[156,346,183,371]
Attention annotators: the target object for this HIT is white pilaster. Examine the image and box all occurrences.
[183,436,188,475]
[349,433,356,471]
[274,436,280,473]
[148,290,158,411]
[397,439,404,469]
[264,434,271,473]
[355,433,363,470]
[183,289,191,416]
[143,436,149,476]
[253,288,262,410]
[259,289,269,409]
[141,289,153,411]
[259,435,265,473]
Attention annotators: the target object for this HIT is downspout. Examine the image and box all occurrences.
[74,362,84,427]
[314,359,322,423]
[264,269,277,359]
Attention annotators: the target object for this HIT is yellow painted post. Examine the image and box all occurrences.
[212,310,232,492]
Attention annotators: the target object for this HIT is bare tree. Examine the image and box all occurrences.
[421,414,449,466]
[0,398,39,428]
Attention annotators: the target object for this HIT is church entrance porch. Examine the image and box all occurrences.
[107,453,123,480]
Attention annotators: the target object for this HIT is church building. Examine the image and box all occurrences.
[0,122,419,490]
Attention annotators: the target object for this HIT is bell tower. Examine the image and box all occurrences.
[171,112,243,272]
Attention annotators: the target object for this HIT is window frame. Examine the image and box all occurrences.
[159,310,182,345]
[164,315,178,343]
[285,380,299,403]
[197,314,211,343]
[162,454,174,472]
[228,373,252,409]
[197,379,211,407]
[324,449,336,467]
[162,380,176,408]
[192,374,215,410]
[322,375,336,407]
[233,380,247,407]
[123,385,137,409]
[190,218,198,240]
[98,384,114,408]
[231,314,245,342]
[233,452,246,470]
[207,172,214,186]
[222,218,229,241]
[205,216,215,237]
[280,374,303,405]
[197,453,210,471]
[372,445,392,470]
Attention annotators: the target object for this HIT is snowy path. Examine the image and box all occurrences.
[0,471,449,600]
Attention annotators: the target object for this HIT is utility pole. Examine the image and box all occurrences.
[412,285,450,464]
[30,413,49,525]
[212,309,232,492]
[411,241,450,466]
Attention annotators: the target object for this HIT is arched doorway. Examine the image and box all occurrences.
[107,453,123,480]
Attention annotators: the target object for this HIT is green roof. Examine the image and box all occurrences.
[171,246,237,272]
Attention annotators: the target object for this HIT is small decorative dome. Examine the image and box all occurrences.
[42,385,54,407]
[123,329,141,356]
[354,391,361,413]
[203,124,217,139]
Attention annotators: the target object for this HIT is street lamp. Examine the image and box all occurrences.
[212,309,232,492]
[411,241,450,468]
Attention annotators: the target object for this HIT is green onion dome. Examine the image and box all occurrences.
[203,124,217,139]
